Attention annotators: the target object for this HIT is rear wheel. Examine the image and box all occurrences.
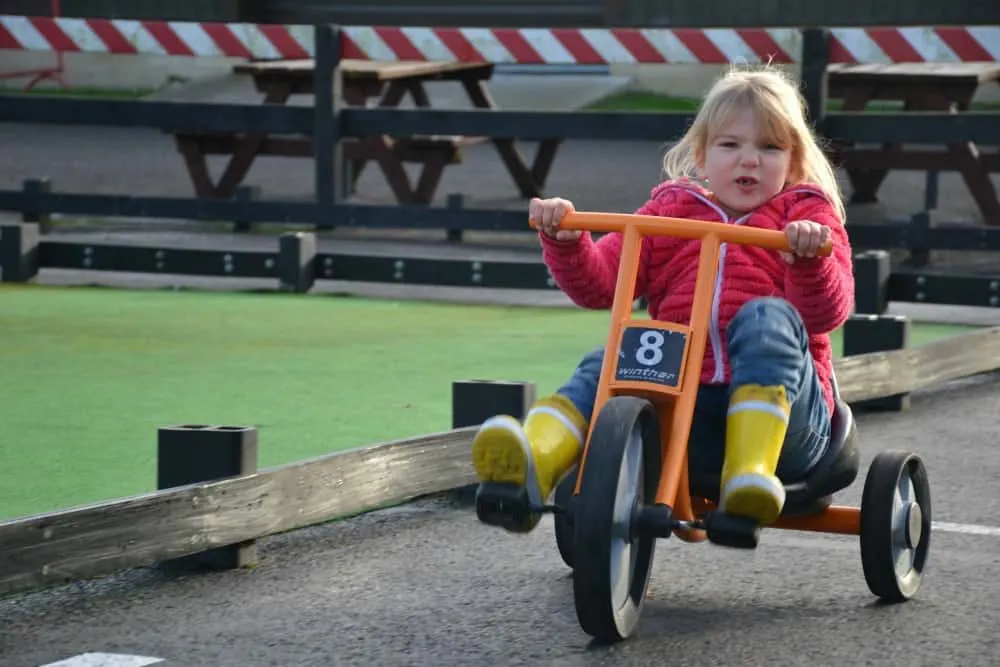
[859,450,931,602]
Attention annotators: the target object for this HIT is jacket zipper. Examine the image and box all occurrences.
[683,185,824,382]
[686,192,750,383]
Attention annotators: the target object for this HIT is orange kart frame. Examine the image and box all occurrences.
[532,211,861,539]
[494,210,931,644]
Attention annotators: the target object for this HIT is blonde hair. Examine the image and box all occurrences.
[663,64,846,223]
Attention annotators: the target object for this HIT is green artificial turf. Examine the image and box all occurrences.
[0,284,979,521]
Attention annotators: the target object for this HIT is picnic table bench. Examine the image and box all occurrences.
[826,63,1000,225]
[169,59,562,206]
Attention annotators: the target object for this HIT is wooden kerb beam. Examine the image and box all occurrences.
[833,325,1000,404]
[0,427,479,598]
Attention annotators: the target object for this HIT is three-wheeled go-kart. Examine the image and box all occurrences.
[476,211,932,644]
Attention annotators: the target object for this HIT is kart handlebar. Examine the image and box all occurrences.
[529,211,833,257]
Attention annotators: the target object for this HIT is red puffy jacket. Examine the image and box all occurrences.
[539,179,855,416]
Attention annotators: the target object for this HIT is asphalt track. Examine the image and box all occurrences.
[2,371,999,667]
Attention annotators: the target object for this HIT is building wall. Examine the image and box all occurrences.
[10,0,998,26]
[0,0,263,21]
[605,0,999,27]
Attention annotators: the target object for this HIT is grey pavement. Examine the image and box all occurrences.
[1,373,999,667]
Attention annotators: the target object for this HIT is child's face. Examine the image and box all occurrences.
[699,107,792,217]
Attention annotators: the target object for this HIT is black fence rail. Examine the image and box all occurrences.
[0,224,556,291]
[7,223,999,314]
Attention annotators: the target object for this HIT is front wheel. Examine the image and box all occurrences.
[572,396,662,643]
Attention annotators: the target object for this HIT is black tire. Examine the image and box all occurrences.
[860,450,932,602]
[554,465,578,569]
[572,396,662,643]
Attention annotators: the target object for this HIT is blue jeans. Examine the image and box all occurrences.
[557,297,831,482]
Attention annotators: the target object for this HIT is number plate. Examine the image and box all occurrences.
[615,326,687,388]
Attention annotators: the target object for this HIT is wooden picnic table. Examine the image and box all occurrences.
[170,58,562,206]
[826,62,1000,225]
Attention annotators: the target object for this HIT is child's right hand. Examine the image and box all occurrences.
[530,197,582,242]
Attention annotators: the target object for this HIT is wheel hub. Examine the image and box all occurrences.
[886,464,927,589]
[904,501,922,548]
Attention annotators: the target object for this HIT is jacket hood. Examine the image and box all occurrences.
[649,178,835,219]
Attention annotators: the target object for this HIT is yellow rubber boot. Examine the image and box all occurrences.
[472,394,587,532]
[719,384,790,525]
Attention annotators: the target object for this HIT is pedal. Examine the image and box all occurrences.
[475,482,534,531]
[704,511,761,549]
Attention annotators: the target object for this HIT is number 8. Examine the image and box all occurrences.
[636,330,664,366]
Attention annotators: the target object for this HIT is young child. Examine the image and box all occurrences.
[472,65,855,532]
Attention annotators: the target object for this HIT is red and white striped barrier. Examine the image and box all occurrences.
[1,16,998,64]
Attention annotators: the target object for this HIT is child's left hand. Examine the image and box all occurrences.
[780,220,831,263]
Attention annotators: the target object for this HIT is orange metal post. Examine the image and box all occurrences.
[654,233,719,509]
[771,506,862,535]
[573,224,643,494]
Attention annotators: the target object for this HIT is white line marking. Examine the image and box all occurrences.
[933,521,1000,538]
[39,654,164,667]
